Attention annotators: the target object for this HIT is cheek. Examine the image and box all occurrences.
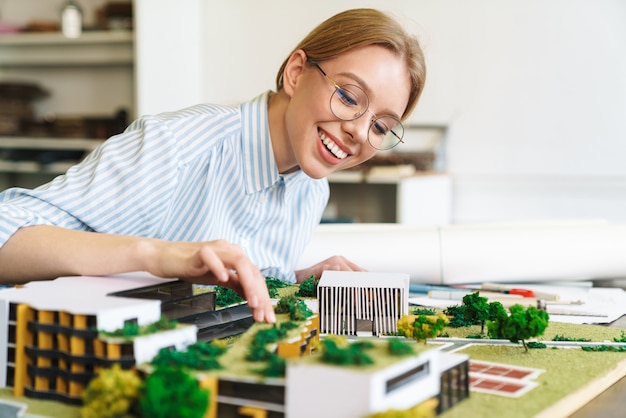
[284,94,329,143]
[284,103,307,144]
[344,147,378,169]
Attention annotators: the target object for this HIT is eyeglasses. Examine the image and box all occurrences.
[310,60,404,150]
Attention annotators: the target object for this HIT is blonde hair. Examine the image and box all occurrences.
[276,8,426,120]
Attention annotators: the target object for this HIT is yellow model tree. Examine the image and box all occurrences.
[397,313,449,344]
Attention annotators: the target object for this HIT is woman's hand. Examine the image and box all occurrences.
[144,239,276,323]
[294,255,366,283]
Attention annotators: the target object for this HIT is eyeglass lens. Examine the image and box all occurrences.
[330,86,403,150]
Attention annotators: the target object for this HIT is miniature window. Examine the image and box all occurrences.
[385,361,430,394]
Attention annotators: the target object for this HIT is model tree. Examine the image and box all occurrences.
[488,301,508,324]
[296,275,319,297]
[81,364,142,418]
[255,355,287,377]
[214,285,244,306]
[387,337,415,356]
[274,294,313,320]
[488,304,550,352]
[215,276,289,304]
[443,305,469,327]
[462,292,491,334]
[151,340,228,370]
[265,276,289,298]
[397,313,449,344]
[320,336,374,366]
[139,366,209,418]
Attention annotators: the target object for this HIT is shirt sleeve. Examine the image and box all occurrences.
[0,114,182,247]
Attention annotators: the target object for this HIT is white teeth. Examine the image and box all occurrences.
[320,132,347,159]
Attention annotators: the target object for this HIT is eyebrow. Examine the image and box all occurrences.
[313,61,402,120]
[337,71,368,90]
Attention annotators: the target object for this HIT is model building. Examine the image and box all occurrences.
[0,274,196,404]
[317,270,410,337]
[0,271,470,417]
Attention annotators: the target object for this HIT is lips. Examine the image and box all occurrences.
[319,130,348,160]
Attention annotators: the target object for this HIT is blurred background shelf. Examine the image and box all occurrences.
[0,3,134,192]
[0,31,133,66]
[324,171,451,226]
[0,137,103,151]
[0,136,103,188]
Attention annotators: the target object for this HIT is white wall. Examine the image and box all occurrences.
[134,0,204,116]
[135,0,626,224]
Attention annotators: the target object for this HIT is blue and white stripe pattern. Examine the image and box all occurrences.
[0,92,329,283]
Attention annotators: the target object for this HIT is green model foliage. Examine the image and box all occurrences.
[246,322,298,362]
[414,315,448,343]
[296,275,319,297]
[444,296,507,335]
[488,304,550,352]
[265,276,289,298]
[216,277,288,304]
[444,305,470,328]
[581,345,626,352]
[275,294,313,321]
[320,337,374,366]
[139,366,209,418]
[614,331,626,342]
[100,316,178,340]
[488,301,507,323]
[387,337,415,356]
[214,286,244,306]
[462,292,491,334]
[411,307,437,316]
[397,314,449,344]
[255,354,287,377]
[81,364,142,418]
[151,340,228,370]
[552,334,591,342]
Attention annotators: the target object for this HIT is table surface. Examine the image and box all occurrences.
[570,279,626,418]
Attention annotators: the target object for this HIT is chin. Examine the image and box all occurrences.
[302,169,329,180]
[299,163,333,180]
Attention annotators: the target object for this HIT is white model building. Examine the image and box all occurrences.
[317,270,410,336]
[0,274,196,404]
[287,345,438,418]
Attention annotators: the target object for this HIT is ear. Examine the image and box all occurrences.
[282,49,307,98]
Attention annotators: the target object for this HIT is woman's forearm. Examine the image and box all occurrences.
[0,225,151,283]
[0,224,276,323]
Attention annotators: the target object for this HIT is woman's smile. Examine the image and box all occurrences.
[319,129,349,160]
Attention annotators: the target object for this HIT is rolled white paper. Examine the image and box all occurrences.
[296,221,626,284]
[297,223,442,283]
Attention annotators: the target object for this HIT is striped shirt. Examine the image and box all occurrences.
[0,92,329,283]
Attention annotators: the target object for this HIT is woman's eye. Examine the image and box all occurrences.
[372,120,389,136]
[337,88,358,107]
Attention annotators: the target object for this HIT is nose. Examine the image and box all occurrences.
[341,115,371,146]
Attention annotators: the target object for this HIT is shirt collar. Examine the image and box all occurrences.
[241,91,281,194]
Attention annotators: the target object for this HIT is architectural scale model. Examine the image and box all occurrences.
[0,272,471,418]
[4,270,626,418]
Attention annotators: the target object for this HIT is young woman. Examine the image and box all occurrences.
[0,8,426,323]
